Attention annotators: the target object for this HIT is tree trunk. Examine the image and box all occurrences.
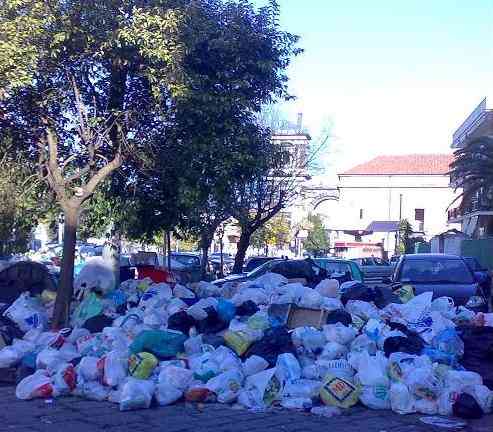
[233,230,251,274]
[166,231,172,271]
[52,205,79,329]
[200,233,212,280]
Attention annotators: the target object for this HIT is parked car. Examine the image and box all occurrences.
[463,256,492,297]
[388,254,489,312]
[351,257,393,285]
[313,258,364,283]
[213,258,339,288]
[243,256,279,273]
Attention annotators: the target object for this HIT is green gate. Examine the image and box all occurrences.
[461,238,493,270]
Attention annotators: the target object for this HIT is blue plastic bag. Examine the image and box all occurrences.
[217,299,236,323]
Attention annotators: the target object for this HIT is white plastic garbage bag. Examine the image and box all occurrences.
[119,378,155,411]
[350,334,377,355]
[184,335,203,355]
[4,293,48,332]
[173,284,195,299]
[206,369,244,403]
[320,298,344,312]
[444,370,483,389]
[74,257,115,295]
[249,272,287,291]
[77,356,101,382]
[315,279,340,298]
[73,381,111,402]
[0,339,35,368]
[390,382,416,414]
[281,397,312,410]
[196,281,222,298]
[16,370,53,400]
[319,342,348,360]
[388,353,432,382]
[282,379,321,399]
[355,352,390,410]
[323,323,357,345]
[292,327,326,352]
[404,366,441,401]
[345,300,380,321]
[414,398,438,415]
[155,383,183,406]
[159,366,194,391]
[316,359,355,381]
[431,297,456,320]
[237,368,281,409]
[102,350,128,387]
[276,353,301,384]
[299,289,323,308]
[52,363,77,396]
[36,347,64,371]
[243,355,269,377]
[187,298,218,320]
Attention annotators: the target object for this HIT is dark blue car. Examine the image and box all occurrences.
[391,254,489,312]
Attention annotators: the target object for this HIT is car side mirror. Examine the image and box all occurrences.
[382,277,392,285]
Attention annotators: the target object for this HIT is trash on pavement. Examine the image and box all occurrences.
[1,265,490,421]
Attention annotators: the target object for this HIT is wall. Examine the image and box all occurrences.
[327,174,460,256]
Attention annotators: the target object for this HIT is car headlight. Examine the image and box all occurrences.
[466,296,486,308]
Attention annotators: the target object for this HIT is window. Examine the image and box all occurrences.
[359,208,364,219]
[415,208,425,231]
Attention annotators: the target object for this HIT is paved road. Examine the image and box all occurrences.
[1,386,491,432]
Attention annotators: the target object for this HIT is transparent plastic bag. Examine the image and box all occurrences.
[16,370,53,400]
[243,355,269,377]
[119,378,155,411]
[272,353,300,386]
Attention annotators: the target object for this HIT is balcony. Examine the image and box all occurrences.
[452,98,493,148]
[448,195,493,223]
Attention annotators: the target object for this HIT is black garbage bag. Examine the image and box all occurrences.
[384,335,425,357]
[195,307,229,334]
[82,315,114,333]
[236,301,259,317]
[167,311,197,334]
[0,312,24,344]
[202,334,224,348]
[270,259,328,286]
[326,309,352,326]
[458,326,493,388]
[341,283,385,307]
[244,326,294,366]
[453,393,484,419]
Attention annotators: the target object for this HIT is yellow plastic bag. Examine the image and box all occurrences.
[128,352,158,379]
[320,374,360,408]
[224,331,252,356]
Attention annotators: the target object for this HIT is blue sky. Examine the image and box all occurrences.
[255,0,493,178]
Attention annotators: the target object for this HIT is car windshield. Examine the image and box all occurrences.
[172,255,200,266]
[314,260,351,276]
[400,258,474,284]
[247,259,281,278]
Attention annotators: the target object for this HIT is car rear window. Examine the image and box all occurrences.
[400,258,474,284]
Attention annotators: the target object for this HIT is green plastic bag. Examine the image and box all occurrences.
[72,292,103,327]
[129,330,187,359]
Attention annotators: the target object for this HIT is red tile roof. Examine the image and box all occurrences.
[341,154,454,176]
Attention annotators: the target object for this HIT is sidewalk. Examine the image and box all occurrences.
[1,386,491,432]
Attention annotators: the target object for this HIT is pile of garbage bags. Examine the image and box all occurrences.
[0,273,492,419]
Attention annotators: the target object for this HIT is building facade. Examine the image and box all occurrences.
[448,97,493,238]
[328,154,458,258]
